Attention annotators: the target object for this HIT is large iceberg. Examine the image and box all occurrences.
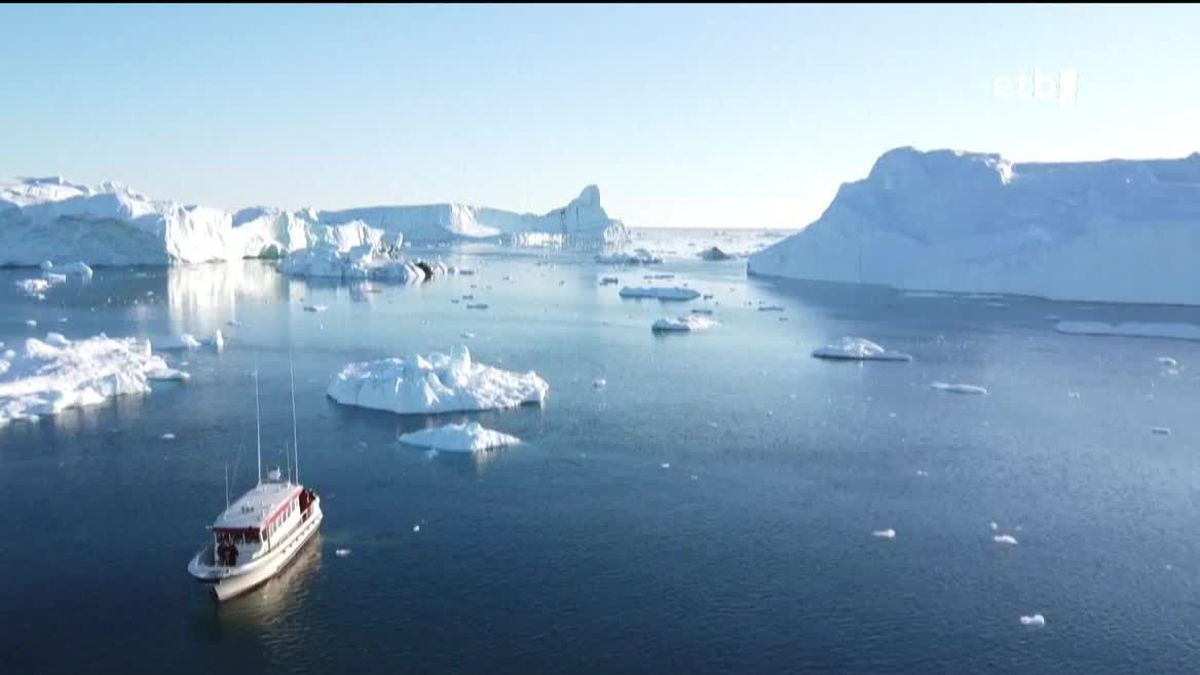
[398,422,521,452]
[0,177,628,266]
[327,345,549,415]
[812,337,912,361]
[0,333,186,426]
[749,147,1200,305]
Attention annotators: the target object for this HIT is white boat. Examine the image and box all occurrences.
[188,356,323,602]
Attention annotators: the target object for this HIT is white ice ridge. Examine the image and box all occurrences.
[327,345,549,415]
[652,315,719,333]
[595,248,663,265]
[748,147,1200,305]
[398,422,521,452]
[1055,321,1200,342]
[619,286,701,301]
[278,240,454,283]
[0,333,187,426]
[931,382,989,395]
[812,337,912,361]
[0,177,628,266]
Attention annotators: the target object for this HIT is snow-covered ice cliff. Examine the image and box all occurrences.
[748,147,1200,305]
[0,176,628,266]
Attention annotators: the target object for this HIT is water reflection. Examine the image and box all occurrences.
[167,262,288,335]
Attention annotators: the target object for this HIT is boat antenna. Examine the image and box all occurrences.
[290,350,300,484]
[225,463,230,509]
[254,352,263,486]
[285,439,292,484]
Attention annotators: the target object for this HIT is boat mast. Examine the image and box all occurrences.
[254,353,263,486]
[225,463,230,509]
[290,351,300,484]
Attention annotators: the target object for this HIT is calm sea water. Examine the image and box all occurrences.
[1,230,1199,674]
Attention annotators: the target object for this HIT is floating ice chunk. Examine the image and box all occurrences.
[644,273,675,280]
[1151,427,1171,436]
[39,260,53,271]
[398,421,521,452]
[0,333,181,426]
[915,470,928,477]
[147,368,190,381]
[690,308,714,315]
[812,337,912,362]
[699,246,734,261]
[161,433,176,440]
[460,332,476,339]
[412,524,421,533]
[1067,390,1081,399]
[16,278,56,298]
[152,330,223,352]
[24,319,37,327]
[335,548,351,557]
[1020,614,1046,627]
[59,261,94,278]
[619,286,700,301]
[226,319,242,327]
[758,305,785,312]
[931,382,989,395]
[465,303,489,310]
[328,345,549,415]
[595,248,662,265]
[592,377,607,388]
[652,315,719,333]
[872,529,896,540]
[600,276,619,286]
[1056,321,1200,342]
[303,304,327,313]
[993,534,1018,546]
[660,462,670,469]
[990,521,999,531]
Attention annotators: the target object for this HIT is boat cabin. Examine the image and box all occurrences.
[210,481,317,567]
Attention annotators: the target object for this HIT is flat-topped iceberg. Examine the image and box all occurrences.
[278,241,452,283]
[812,337,912,361]
[749,147,1200,305]
[931,382,989,395]
[595,248,662,265]
[0,176,628,266]
[652,315,719,333]
[1055,321,1200,341]
[398,422,521,452]
[619,286,701,301]
[0,333,186,426]
[327,345,549,415]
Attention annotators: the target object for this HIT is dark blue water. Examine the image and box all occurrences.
[2,238,1199,674]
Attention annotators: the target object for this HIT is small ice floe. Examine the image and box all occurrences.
[24,319,38,327]
[652,315,719,333]
[303,304,327,313]
[1020,614,1046,627]
[592,377,607,388]
[702,294,714,300]
[1151,427,1171,436]
[398,422,520,452]
[15,278,57,299]
[931,382,988,395]
[993,534,1018,546]
[643,273,675,280]
[1157,356,1179,368]
[915,470,928,477]
[990,521,999,531]
[502,275,513,281]
[161,433,176,440]
[872,529,896,540]
[147,368,191,382]
[1067,390,1081,399]
[226,319,242,327]
[757,305,785,312]
[618,286,700,301]
[600,276,619,286]
[812,337,912,362]
[660,462,670,469]
[461,332,476,339]
[465,303,489,310]
[152,330,223,352]
[458,269,476,276]
[691,308,714,315]
[412,524,421,533]
[462,294,474,300]
[335,548,351,557]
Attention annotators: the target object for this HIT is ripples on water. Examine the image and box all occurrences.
[1,231,1199,674]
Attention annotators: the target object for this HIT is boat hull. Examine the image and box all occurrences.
[189,502,323,602]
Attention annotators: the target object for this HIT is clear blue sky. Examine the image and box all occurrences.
[2,4,1197,228]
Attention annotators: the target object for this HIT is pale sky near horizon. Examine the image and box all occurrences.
[2,4,1197,229]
